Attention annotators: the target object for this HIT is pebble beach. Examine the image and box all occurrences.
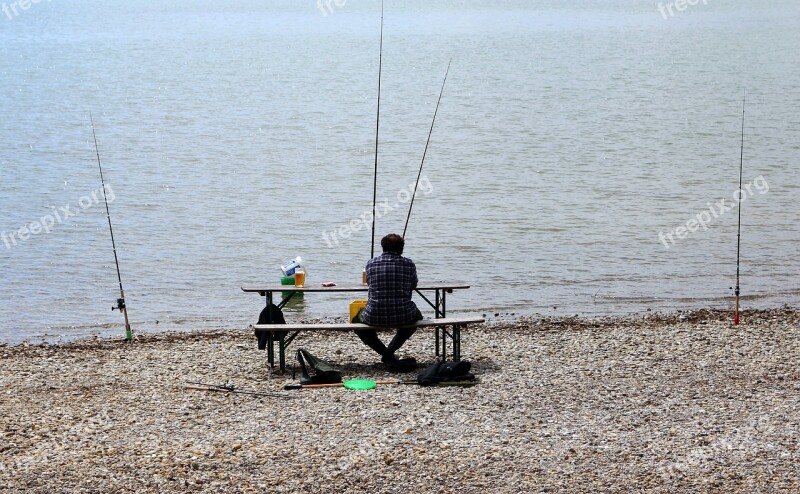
[1,308,799,493]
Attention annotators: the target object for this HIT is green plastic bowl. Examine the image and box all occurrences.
[343,379,377,390]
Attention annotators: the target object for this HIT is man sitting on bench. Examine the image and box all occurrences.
[352,233,422,372]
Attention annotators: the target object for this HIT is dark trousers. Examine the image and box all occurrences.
[353,309,422,358]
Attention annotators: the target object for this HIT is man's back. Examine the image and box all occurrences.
[363,252,419,326]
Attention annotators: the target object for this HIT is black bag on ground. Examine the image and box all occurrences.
[297,348,342,385]
[255,303,286,350]
[417,360,475,386]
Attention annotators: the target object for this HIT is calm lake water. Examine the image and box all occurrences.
[1,0,798,344]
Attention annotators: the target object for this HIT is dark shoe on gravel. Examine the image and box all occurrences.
[382,355,417,372]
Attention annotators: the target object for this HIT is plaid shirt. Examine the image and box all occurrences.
[362,252,419,325]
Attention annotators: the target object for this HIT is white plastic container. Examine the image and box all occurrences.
[280,256,303,277]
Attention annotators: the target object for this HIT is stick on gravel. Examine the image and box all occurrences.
[186,381,296,399]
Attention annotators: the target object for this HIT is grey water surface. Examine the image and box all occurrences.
[1,0,798,344]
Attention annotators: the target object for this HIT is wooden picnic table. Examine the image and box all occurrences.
[241,282,473,371]
[241,282,471,318]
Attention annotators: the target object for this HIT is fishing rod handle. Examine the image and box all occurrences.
[185,385,219,392]
[284,383,345,390]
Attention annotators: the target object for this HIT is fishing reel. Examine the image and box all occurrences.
[112,298,126,312]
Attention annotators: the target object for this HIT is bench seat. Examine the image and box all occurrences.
[253,317,486,332]
[251,317,485,372]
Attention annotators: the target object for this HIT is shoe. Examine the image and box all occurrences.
[382,355,417,372]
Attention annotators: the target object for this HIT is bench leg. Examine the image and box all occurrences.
[441,328,446,361]
[440,326,448,361]
[435,324,464,361]
[453,324,462,361]
[267,332,275,369]
[279,333,287,373]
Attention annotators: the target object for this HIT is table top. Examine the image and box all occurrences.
[241,282,470,293]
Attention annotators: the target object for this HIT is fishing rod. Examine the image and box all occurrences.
[90,112,133,341]
[734,89,746,325]
[402,58,452,238]
[186,381,296,399]
[284,378,479,390]
[370,0,384,259]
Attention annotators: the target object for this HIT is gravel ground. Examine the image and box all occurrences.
[1,308,799,493]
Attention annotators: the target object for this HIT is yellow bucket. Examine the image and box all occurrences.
[349,299,367,321]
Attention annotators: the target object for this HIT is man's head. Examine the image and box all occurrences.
[381,233,404,255]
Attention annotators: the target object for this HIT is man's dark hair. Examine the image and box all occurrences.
[381,233,404,255]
